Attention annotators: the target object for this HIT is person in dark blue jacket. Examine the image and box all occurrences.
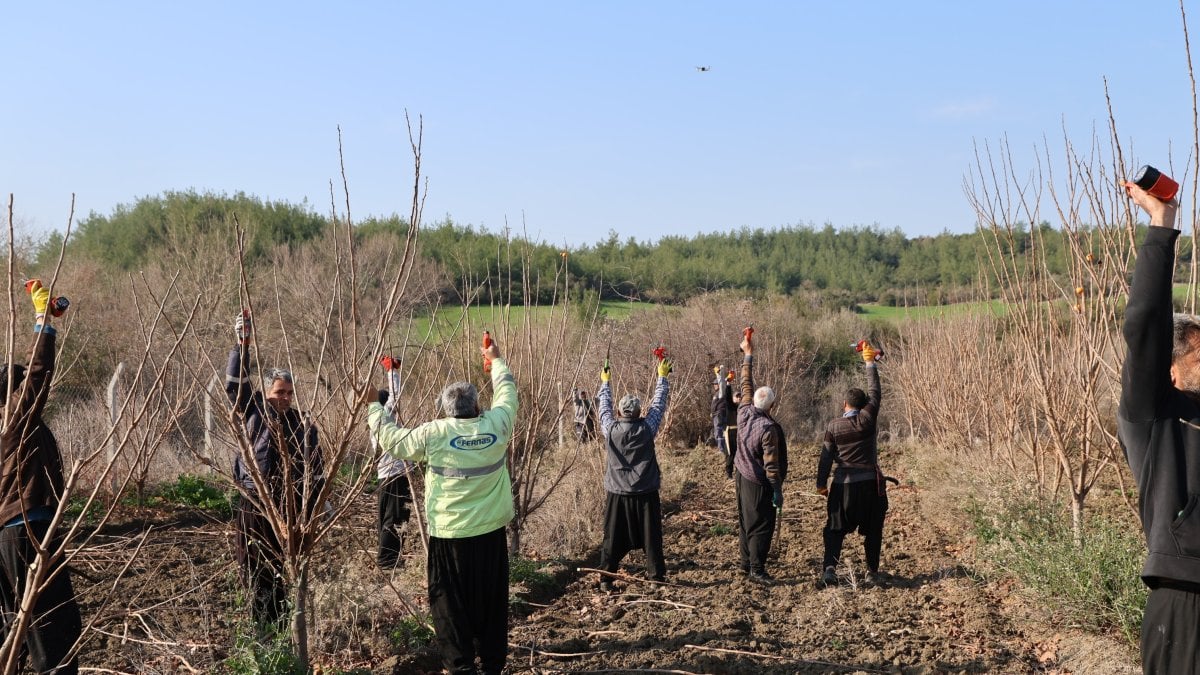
[225,311,324,627]
[1120,178,1200,673]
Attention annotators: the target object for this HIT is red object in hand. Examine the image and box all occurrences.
[379,355,398,371]
[49,296,69,317]
[482,331,493,373]
[653,345,668,361]
[852,339,885,359]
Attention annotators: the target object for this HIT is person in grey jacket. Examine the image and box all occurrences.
[1120,177,1200,673]
[594,356,672,591]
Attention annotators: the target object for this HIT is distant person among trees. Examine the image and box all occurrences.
[594,354,672,591]
[0,280,82,674]
[571,387,596,443]
[370,357,414,570]
[733,329,788,585]
[1119,177,1200,673]
[711,365,736,476]
[367,335,517,675]
[226,311,325,628]
[816,341,889,588]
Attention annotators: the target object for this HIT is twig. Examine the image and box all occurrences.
[683,644,889,673]
[618,599,696,610]
[576,567,683,587]
[509,642,605,659]
[585,629,625,638]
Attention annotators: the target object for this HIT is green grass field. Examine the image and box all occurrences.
[857,299,1008,323]
[407,300,652,342]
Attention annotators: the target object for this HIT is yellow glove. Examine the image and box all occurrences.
[657,358,673,378]
[26,279,49,316]
[713,365,721,377]
[861,342,877,363]
[600,360,611,383]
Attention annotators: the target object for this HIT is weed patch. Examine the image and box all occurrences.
[970,494,1146,645]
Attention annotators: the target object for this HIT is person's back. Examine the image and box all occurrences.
[368,336,517,675]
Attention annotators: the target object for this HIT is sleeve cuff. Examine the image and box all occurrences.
[34,324,55,335]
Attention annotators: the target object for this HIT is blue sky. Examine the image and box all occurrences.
[3,1,1196,247]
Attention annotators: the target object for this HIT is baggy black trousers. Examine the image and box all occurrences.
[428,527,509,675]
[598,491,666,580]
[234,503,287,627]
[822,479,888,571]
[377,474,412,568]
[0,521,81,674]
[1142,584,1200,674]
[736,473,776,574]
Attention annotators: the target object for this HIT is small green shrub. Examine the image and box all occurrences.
[389,615,435,651]
[159,474,234,518]
[708,523,732,536]
[969,495,1146,645]
[509,556,552,587]
[224,623,300,674]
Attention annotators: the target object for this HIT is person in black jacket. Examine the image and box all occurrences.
[816,341,885,588]
[225,311,324,627]
[1119,179,1200,673]
[711,366,736,474]
[0,281,81,674]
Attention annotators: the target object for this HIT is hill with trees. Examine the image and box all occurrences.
[43,190,1158,309]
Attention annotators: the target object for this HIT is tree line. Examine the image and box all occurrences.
[46,189,1177,307]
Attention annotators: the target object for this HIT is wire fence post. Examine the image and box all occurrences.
[105,362,124,497]
[204,375,219,475]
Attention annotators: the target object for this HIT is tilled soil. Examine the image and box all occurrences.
[70,450,1141,674]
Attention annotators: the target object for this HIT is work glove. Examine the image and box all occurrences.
[772,486,784,509]
[379,355,399,371]
[26,279,49,317]
[657,358,673,378]
[860,341,877,363]
[377,389,389,405]
[600,360,611,383]
[724,463,733,480]
[234,311,252,343]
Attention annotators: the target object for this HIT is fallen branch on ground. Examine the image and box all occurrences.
[576,567,684,587]
[683,644,889,673]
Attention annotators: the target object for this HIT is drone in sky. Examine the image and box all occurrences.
[695,66,711,72]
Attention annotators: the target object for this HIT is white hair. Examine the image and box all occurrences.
[753,386,776,411]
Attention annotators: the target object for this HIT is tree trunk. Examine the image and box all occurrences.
[290,561,309,669]
[1071,492,1085,547]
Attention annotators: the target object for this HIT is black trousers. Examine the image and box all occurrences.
[598,491,666,580]
[377,474,412,568]
[0,521,81,674]
[428,527,509,675]
[736,474,776,574]
[1142,584,1200,674]
[234,503,287,627]
[822,480,888,571]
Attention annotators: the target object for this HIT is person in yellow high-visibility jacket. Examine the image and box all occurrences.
[368,336,516,675]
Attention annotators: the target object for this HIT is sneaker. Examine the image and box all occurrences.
[864,570,879,585]
[821,566,837,587]
[748,570,774,586]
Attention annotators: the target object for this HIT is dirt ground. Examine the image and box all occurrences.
[69,446,1142,674]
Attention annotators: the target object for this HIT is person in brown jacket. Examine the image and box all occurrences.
[0,280,81,673]
[816,341,885,587]
[733,330,788,585]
